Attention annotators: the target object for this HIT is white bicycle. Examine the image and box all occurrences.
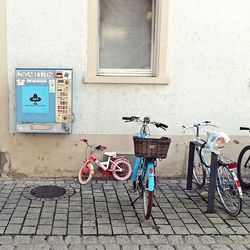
[78,138,132,184]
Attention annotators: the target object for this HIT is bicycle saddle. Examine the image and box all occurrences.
[104,152,117,157]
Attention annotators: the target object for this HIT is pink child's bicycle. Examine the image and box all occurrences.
[78,138,132,184]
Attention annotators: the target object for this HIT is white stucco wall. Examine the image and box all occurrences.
[7,0,250,136]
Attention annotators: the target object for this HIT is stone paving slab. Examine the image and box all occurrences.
[0,235,250,249]
[1,178,250,240]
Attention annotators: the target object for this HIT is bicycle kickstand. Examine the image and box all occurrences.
[131,193,143,206]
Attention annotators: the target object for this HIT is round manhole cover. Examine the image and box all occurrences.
[30,185,66,198]
[23,184,75,201]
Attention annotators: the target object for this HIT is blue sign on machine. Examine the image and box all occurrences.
[16,68,72,133]
[22,86,49,114]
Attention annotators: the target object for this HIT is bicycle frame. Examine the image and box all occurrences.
[86,150,125,174]
[185,122,228,187]
[199,143,242,197]
[132,124,155,192]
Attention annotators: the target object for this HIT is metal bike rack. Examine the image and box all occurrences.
[186,141,219,213]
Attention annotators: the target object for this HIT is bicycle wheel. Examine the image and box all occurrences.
[142,168,153,220]
[216,165,242,216]
[193,146,206,187]
[112,159,132,181]
[237,145,250,188]
[78,163,93,185]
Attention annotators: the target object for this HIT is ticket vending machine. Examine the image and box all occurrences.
[16,68,73,133]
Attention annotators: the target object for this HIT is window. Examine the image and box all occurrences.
[86,0,169,84]
[99,0,154,76]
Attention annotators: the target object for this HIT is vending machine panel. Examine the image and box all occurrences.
[16,68,73,133]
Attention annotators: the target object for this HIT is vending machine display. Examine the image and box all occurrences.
[16,68,73,133]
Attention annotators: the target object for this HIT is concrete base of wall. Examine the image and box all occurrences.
[0,134,249,179]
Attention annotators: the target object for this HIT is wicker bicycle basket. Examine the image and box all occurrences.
[133,136,171,159]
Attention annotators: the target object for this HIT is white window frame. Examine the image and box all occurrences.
[85,0,169,85]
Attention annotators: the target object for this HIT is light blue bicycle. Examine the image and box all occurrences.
[123,116,171,219]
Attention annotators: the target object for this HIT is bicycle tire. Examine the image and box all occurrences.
[112,159,132,181]
[193,146,206,187]
[143,168,153,220]
[216,165,242,216]
[237,145,250,188]
[78,163,93,185]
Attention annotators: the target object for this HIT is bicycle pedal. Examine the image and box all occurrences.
[200,191,208,196]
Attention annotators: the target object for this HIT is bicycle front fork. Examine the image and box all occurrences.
[132,157,155,191]
[146,160,155,192]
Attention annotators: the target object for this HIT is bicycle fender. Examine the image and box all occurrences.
[84,161,95,175]
[230,169,243,197]
[147,162,155,192]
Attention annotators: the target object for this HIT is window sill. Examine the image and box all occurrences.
[84,75,169,85]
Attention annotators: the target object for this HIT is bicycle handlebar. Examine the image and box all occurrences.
[183,121,219,138]
[80,138,88,142]
[122,116,168,131]
[183,121,218,130]
[122,116,140,122]
[240,127,250,131]
[95,145,107,150]
[80,138,107,150]
[153,122,168,130]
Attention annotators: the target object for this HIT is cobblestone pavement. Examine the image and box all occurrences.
[1,178,250,249]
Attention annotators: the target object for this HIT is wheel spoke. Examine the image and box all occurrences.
[217,165,242,216]
[238,146,250,187]
[193,147,206,187]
